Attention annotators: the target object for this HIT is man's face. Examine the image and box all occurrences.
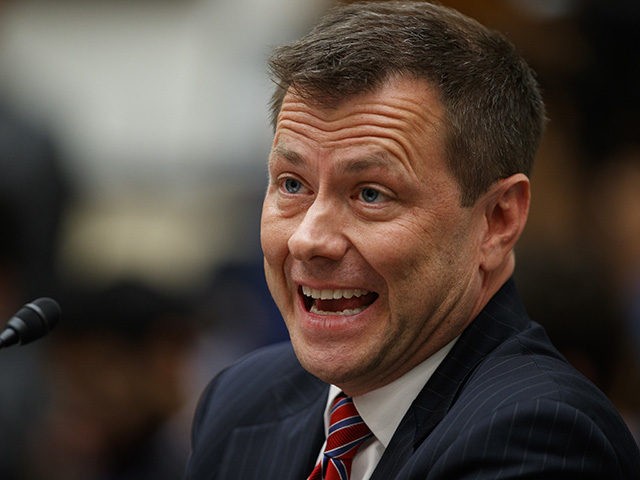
[261,76,486,395]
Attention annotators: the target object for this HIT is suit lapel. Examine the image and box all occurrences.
[371,279,529,479]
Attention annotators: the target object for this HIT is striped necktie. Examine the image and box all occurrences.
[307,393,373,480]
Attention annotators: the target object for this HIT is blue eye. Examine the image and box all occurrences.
[284,178,302,194]
[360,187,380,203]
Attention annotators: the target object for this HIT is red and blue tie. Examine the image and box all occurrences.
[307,393,373,480]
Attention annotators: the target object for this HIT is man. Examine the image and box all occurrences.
[185,2,640,478]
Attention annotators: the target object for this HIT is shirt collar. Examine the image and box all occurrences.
[324,336,458,448]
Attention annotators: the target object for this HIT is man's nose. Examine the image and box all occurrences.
[287,196,349,262]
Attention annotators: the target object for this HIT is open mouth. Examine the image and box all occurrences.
[300,285,379,316]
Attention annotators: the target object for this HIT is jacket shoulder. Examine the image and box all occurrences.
[190,342,325,445]
[427,328,640,477]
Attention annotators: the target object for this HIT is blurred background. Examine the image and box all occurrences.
[0,0,637,478]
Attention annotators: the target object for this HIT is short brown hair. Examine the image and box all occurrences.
[268,1,545,206]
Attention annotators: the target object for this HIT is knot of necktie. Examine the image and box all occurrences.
[308,393,373,480]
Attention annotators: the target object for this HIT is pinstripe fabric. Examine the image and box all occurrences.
[185,279,640,479]
[185,345,328,480]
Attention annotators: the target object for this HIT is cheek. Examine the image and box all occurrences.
[358,214,468,307]
[362,217,438,277]
[260,228,289,314]
[260,203,296,299]
[260,202,286,261]
[349,230,432,321]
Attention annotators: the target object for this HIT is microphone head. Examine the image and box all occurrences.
[7,297,61,345]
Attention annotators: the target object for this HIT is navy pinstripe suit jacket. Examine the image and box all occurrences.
[185,280,640,479]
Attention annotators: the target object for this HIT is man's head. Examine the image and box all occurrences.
[261,1,544,395]
[268,0,545,206]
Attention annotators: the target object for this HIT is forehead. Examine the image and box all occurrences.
[272,76,448,174]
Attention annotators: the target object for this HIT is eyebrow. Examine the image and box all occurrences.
[271,144,393,173]
[339,153,391,174]
[271,144,304,166]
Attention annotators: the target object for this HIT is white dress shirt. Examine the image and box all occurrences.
[314,337,458,480]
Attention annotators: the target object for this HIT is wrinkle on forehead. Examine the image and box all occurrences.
[277,87,444,138]
[272,76,448,179]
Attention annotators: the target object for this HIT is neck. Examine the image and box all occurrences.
[471,251,515,320]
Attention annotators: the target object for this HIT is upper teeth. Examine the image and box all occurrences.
[301,286,369,300]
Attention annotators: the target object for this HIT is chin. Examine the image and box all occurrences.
[292,336,370,385]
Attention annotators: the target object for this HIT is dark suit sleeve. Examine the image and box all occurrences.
[425,398,631,479]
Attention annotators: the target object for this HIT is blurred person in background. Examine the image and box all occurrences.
[0,84,69,480]
[0,0,69,474]
[586,148,640,446]
[575,1,640,438]
[22,279,197,480]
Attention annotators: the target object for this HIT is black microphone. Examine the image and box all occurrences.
[0,297,61,349]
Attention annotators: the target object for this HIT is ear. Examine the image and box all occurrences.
[478,173,530,273]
